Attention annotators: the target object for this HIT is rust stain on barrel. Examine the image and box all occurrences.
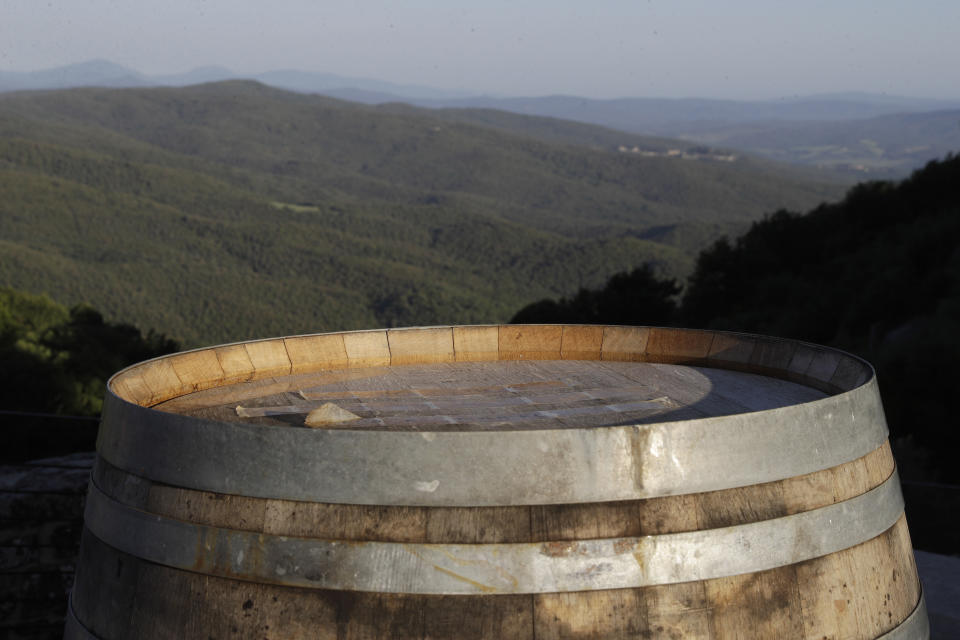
[432,565,498,593]
[540,541,585,557]
[192,527,218,572]
[629,425,651,492]
[613,538,635,554]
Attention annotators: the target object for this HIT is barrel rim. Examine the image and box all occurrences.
[106,324,876,409]
[94,326,889,506]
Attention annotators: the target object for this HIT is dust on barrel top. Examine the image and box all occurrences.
[153,359,827,431]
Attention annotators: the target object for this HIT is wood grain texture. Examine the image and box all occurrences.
[831,354,870,391]
[243,339,292,379]
[748,336,799,378]
[154,360,826,432]
[154,372,319,413]
[560,325,603,361]
[707,332,757,372]
[134,357,186,405]
[343,331,391,368]
[786,343,820,384]
[452,326,499,362]
[704,564,805,640]
[168,348,225,393]
[108,368,153,406]
[499,325,563,360]
[213,343,256,385]
[600,325,650,361]
[795,515,919,639]
[388,328,455,365]
[645,328,715,365]
[804,347,844,393]
[642,581,713,639]
[285,334,349,373]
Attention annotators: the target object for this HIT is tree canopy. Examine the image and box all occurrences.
[511,264,681,326]
[0,287,179,416]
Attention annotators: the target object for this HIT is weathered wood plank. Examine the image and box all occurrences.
[642,582,712,639]
[285,333,349,373]
[162,360,828,434]
[560,325,603,360]
[343,331,391,368]
[704,564,805,640]
[213,343,255,385]
[534,589,648,639]
[645,328,715,365]
[499,325,563,360]
[244,338,293,379]
[388,327,455,365]
[135,357,186,405]
[600,326,650,361]
[794,516,920,639]
[71,529,137,640]
[168,349,225,393]
[453,326,499,361]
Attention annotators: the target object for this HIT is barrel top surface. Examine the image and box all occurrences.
[154,360,827,431]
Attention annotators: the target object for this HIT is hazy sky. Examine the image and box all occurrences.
[2,0,959,100]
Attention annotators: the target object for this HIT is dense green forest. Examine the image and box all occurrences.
[0,81,845,347]
[0,287,178,416]
[511,264,682,327]
[515,154,960,482]
[0,287,179,461]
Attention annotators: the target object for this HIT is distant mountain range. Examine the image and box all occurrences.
[5,60,959,177]
[0,59,474,100]
[5,59,960,119]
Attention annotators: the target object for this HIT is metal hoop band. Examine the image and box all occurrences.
[83,470,904,595]
[96,375,887,506]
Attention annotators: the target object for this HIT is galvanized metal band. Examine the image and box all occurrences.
[83,469,904,595]
[64,594,100,640]
[96,376,888,506]
[876,590,929,639]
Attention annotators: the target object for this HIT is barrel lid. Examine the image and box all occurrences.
[152,358,828,431]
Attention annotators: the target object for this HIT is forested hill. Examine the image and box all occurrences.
[0,81,844,346]
[682,154,960,348]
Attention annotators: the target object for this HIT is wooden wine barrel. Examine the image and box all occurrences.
[66,325,928,639]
